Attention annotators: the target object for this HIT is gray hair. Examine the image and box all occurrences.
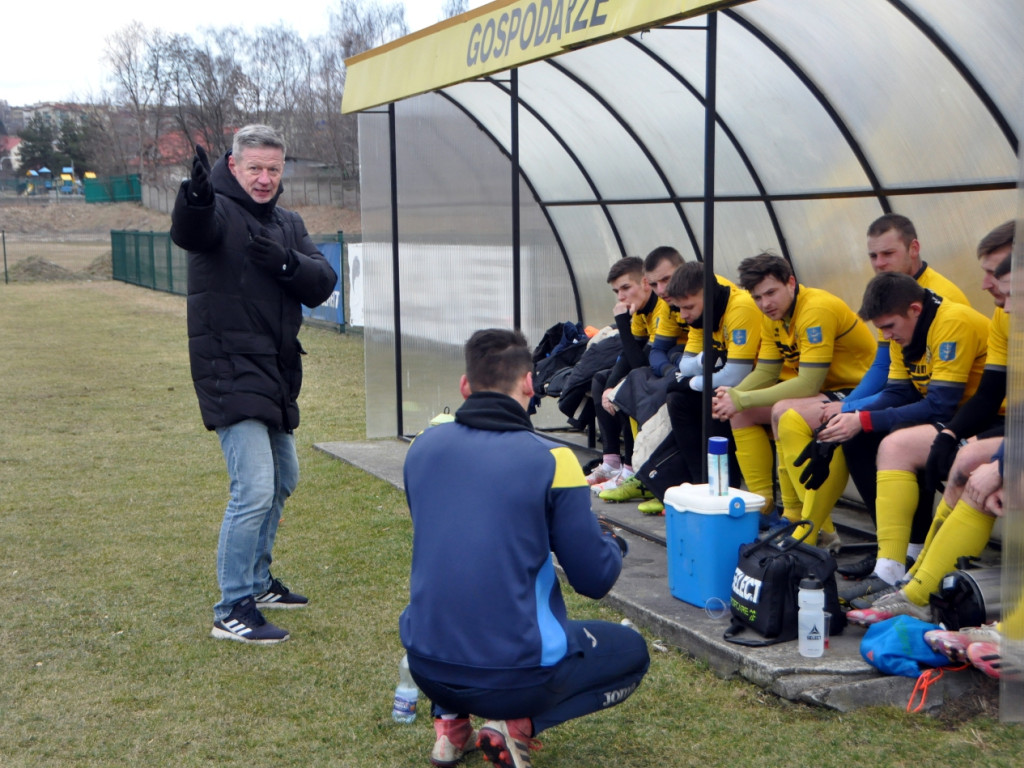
[232,124,286,158]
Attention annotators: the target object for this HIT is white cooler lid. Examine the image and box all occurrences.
[663,483,765,515]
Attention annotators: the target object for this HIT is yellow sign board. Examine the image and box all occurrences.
[342,0,750,113]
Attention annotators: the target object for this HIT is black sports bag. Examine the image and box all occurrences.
[724,520,846,646]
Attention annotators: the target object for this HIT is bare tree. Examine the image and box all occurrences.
[104,22,172,185]
[78,99,136,177]
[165,29,246,159]
[328,0,409,58]
[239,27,314,142]
[91,3,417,201]
[442,0,470,21]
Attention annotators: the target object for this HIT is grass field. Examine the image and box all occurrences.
[1,280,1023,767]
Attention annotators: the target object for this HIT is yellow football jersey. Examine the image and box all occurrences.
[684,286,762,363]
[633,297,688,346]
[757,285,876,392]
[888,300,989,404]
[872,264,971,343]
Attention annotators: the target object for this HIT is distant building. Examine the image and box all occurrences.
[0,135,21,172]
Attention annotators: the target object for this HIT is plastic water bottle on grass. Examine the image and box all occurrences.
[392,653,419,723]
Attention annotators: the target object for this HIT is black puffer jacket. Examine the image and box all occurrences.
[171,151,337,432]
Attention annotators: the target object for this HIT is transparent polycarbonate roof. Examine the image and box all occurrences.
[350,0,1021,437]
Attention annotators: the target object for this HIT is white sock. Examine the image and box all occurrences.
[906,543,924,562]
[875,557,906,586]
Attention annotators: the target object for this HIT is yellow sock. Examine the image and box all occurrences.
[906,497,954,579]
[733,425,775,513]
[775,431,803,521]
[875,469,920,564]
[800,447,849,542]
[777,409,841,543]
[903,500,994,604]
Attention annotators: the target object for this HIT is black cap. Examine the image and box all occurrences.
[799,577,823,590]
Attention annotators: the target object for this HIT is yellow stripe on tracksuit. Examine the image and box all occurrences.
[551,446,588,488]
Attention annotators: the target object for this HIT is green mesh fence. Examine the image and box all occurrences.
[84,175,142,203]
[111,230,186,294]
[110,230,348,329]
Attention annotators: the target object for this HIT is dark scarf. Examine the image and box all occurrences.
[687,281,732,331]
[455,392,534,432]
[901,289,943,364]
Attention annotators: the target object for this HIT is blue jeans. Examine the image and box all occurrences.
[213,419,299,620]
[412,620,650,734]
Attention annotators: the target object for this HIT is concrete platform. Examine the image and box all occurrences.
[314,436,993,712]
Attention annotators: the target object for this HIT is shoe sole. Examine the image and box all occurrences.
[210,626,289,644]
[849,586,899,610]
[477,730,516,768]
[925,628,1001,663]
[967,642,1005,679]
[255,601,308,609]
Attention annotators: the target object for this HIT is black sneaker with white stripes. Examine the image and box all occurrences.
[254,577,308,609]
[211,597,289,644]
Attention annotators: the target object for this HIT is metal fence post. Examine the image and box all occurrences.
[166,233,174,294]
[2,230,7,284]
[337,230,347,333]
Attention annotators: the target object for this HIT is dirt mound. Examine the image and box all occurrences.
[8,256,87,282]
[83,253,113,280]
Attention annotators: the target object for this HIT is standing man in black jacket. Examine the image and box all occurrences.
[171,124,337,644]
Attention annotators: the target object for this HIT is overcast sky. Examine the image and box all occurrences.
[1,1,489,108]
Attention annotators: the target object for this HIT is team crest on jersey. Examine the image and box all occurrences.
[732,329,747,346]
[939,342,957,361]
[807,326,823,344]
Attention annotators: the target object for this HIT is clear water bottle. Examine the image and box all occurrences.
[797,577,825,658]
[392,653,419,723]
[707,436,729,495]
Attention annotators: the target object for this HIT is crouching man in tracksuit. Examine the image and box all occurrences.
[401,328,650,768]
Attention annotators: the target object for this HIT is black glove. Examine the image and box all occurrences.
[189,144,213,204]
[248,231,296,276]
[793,435,838,491]
[598,517,629,557]
[925,430,959,491]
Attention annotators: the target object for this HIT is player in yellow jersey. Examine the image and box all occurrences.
[837,221,1016,603]
[710,253,875,534]
[589,250,689,492]
[587,257,658,488]
[599,248,693,502]
[846,248,1014,625]
[813,273,989,598]
[628,262,763,511]
[672,261,761,449]
[773,214,971,549]
[924,221,1014,501]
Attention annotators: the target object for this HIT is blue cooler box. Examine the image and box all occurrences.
[663,483,764,608]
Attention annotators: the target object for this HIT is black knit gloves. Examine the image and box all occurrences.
[793,435,838,491]
[248,231,296,276]
[189,145,213,205]
[925,430,960,491]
